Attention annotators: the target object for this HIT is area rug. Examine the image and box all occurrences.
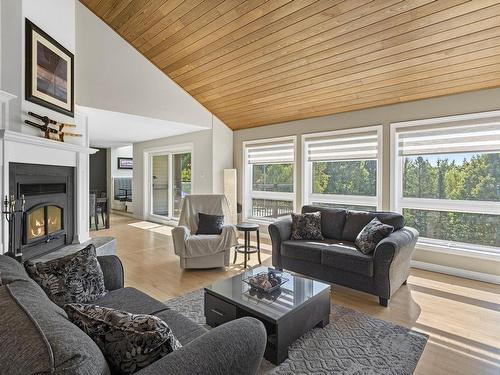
[164,289,428,374]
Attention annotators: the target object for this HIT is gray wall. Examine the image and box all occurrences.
[89,148,107,193]
[233,87,500,278]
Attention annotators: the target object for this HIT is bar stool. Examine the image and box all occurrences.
[234,223,261,268]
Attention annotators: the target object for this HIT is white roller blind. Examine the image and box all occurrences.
[397,118,500,156]
[247,140,294,164]
[305,129,379,162]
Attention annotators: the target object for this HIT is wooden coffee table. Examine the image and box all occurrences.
[204,267,331,365]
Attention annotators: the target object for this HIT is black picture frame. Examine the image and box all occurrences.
[118,158,133,170]
[25,19,75,117]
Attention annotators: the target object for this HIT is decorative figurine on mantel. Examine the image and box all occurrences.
[24,111,82,142]
[2,194,25,262]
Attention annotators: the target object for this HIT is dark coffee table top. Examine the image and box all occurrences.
[204,266,330,323]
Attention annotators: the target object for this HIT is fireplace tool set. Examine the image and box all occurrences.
[2,194,25,261]
[24,111,82,142]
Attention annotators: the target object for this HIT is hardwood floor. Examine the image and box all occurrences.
[92,213,500,375]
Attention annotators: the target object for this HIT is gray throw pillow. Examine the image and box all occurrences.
[64,304,182,375]
[24,244,107,305]
[355,217,394,254]
[291,212,324,240]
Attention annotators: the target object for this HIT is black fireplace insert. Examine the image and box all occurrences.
[10,163,75,260]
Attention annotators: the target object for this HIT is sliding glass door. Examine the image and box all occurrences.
[150,151,191,221]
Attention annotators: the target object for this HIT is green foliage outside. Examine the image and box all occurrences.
[180,153,191,183]
[403,153,499,247]
[252,163,293,192]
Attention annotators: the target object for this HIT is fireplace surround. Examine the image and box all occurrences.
[10,163,75,260]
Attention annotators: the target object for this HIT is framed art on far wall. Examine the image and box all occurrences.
[25,19,74,117]
[118,158,133,170]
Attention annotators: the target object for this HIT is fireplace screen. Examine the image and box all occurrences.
[26,205,63,242]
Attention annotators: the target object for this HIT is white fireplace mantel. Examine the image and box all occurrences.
[0,95,96,254]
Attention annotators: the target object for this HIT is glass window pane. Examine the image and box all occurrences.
[311,202,376,211]
[152,155,169,217]
[403,208,499,248]
[403,152,500,201]
[312,160,377,196]
[28,207,45,240]
[252,163,293,193]
[173,153,191,218]
[251,198,293,220]
[47,206,62,234]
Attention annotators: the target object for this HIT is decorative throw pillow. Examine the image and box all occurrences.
[291,212,324,240]
[355,217,394,254]
[64,304,182,375]
[196,212,224,235]
[24,244,107,305]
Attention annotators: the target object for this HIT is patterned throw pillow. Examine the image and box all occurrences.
[24,244,107,305]
[291,212,324,240]
[64,304,182,375]
[355,217,394,254]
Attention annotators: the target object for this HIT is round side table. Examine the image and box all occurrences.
[234,223,261,268]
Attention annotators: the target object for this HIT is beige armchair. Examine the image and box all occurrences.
[172,195,238,269]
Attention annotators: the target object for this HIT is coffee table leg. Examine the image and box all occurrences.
[316,315,330,328]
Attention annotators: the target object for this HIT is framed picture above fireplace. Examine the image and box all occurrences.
[25,19,74,117]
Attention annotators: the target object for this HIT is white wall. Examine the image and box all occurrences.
[76,2,212,129]
[212,116,234,194]
[233,87,500,279]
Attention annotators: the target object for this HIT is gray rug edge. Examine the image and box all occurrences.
[164,288,428,374]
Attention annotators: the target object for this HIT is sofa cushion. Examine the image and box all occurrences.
[5,279,110,374]
[65,304,182,375]
[0,254,33,284]
[281,240,325,264]
[25,244,107,306]
[355,217,394,254]
[342,210,405,242]
[302,205,346,240]
[95,287,169,315]
[155,309,207,345]
[290,212,324,240]
[320,240,374,277]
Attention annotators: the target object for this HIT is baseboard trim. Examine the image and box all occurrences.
[411,260,500,285]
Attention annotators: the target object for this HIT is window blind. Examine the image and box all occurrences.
[305,130,379,162]
[246,140,294,164]
[397,118,500,156]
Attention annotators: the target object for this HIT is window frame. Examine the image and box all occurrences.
[302,125,383,211]
[243,136,297,223]
[390,111,500,256]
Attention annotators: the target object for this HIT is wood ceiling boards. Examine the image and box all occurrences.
[81,0,500,129]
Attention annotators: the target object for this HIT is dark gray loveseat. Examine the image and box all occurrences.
[269,206,418,306]
[0,254,266,374]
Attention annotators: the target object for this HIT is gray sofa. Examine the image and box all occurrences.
[0,254,266,375]
[269,206,418,306]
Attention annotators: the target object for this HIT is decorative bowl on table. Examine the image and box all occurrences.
[243,271,289,293]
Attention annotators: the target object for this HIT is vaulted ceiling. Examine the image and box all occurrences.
[80,0,500,130]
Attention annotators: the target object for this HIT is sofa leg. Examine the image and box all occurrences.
[379,297,389,307]
[402,279,407,285]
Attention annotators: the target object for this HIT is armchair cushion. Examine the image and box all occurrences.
[196,212,224,235]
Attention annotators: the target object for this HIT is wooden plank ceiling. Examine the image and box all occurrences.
[81,0,500,130]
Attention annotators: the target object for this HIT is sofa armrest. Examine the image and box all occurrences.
[97,255,124,291]
[172,226,190,256]
[134,317,267,375]
[268,217,292,268]
[373,227,419,298]
[373,227,419,264]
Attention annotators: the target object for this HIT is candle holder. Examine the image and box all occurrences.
[2,194,25,262]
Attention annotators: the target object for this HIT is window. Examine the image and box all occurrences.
[392,112,500,253]
[303,126,382,211]
[244,138,295,221]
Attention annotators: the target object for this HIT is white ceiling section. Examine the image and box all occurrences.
[79,106,207,148]
[75,2,214,147]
